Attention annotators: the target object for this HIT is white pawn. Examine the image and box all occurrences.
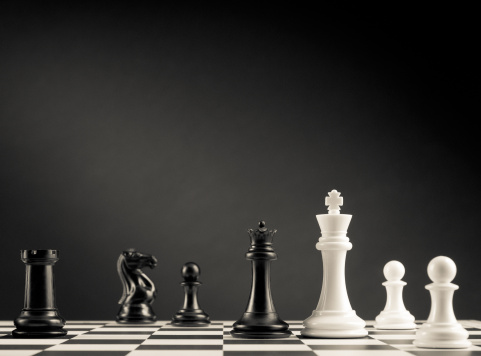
[414,256,471,349]
[375,261,416,329]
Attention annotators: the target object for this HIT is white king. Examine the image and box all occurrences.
[301,190,367,338]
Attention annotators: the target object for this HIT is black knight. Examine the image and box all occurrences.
[116,249,157,323]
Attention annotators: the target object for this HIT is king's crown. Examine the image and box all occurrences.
[247,220,277,246]
[326,189,343,214]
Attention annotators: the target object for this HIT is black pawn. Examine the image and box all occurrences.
[171,262,210,326]
[13,250,67,338]
[231,221,290,338]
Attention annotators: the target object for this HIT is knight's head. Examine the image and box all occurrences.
[122,249,157,270]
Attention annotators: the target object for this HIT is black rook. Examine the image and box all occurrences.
[231,221,290,338]
[13,249,66,338]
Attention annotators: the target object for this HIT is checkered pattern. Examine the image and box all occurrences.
[1,320,481,355]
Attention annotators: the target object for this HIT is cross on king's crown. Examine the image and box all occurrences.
[325,189,343,214]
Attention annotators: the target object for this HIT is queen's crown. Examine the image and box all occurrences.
[248,221,276,246]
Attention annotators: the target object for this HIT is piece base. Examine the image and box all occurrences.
[302,310,367,338]
[171,309,210,327]
[231,311,290,339]
[375,310,416,330]
[301,327,368,338]
[414,322,471,349]
[12,329,67,338]
[230,329,292,339]
[171,320,211,327]
[116,303,157,324]
[116,317,156,324]
[117,303,156,324]
[414,339,472,349]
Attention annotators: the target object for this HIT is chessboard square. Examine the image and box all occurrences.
[65,325,105,329]
[135,345,222,350]
[0,345,51,350]
[223,344,312,351]
[380,339,415,344]
[153,331,221,335]
[40,352,131,356]
[75,334,150,340]
[129,351,223,356]
[369,330,417,336]
[142,339,222,345]
[0,339,68,345]
[67,321,113,324]
[161,322,223,326]
[45,344,139,351]
[396,344,481,353]
[0,352,42,356]
[309,345,398,350]
[86,332,154,335]
[224,352,316,356]
[225,339,304,345]
[62,330,88,335]
[312,352,411,356]
[162,323,221,328]
[149,335,222,339]
[301,338,386,345]
[223,334,300,343]
[104,322,165,327]
[62,339,144,344]
[371,334,418,340]
[160,327,223,331]
[406,351,481,355]
[461,321,481,328]
[90,328,159,333]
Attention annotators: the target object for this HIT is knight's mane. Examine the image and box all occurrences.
[117,254,135,304]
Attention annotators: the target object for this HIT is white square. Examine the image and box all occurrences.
[46,344,139,351]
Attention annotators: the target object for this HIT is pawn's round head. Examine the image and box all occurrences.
[182,262,200,282]
[383,260,405,281]
[427,256,456,283]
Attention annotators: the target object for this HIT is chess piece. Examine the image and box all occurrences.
[171,262,210,326]
[13,249,67,338]
[375,260,416,329]
[230,221,290,338]
[414,256,471,348]
[116,249,157,323]
[301,190,367,338]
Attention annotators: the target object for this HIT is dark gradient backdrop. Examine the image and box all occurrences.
[1,3,479,323]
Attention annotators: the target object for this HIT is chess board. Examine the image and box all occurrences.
[1,320,481,355]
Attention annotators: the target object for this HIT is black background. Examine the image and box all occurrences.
[1,2,479,322]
